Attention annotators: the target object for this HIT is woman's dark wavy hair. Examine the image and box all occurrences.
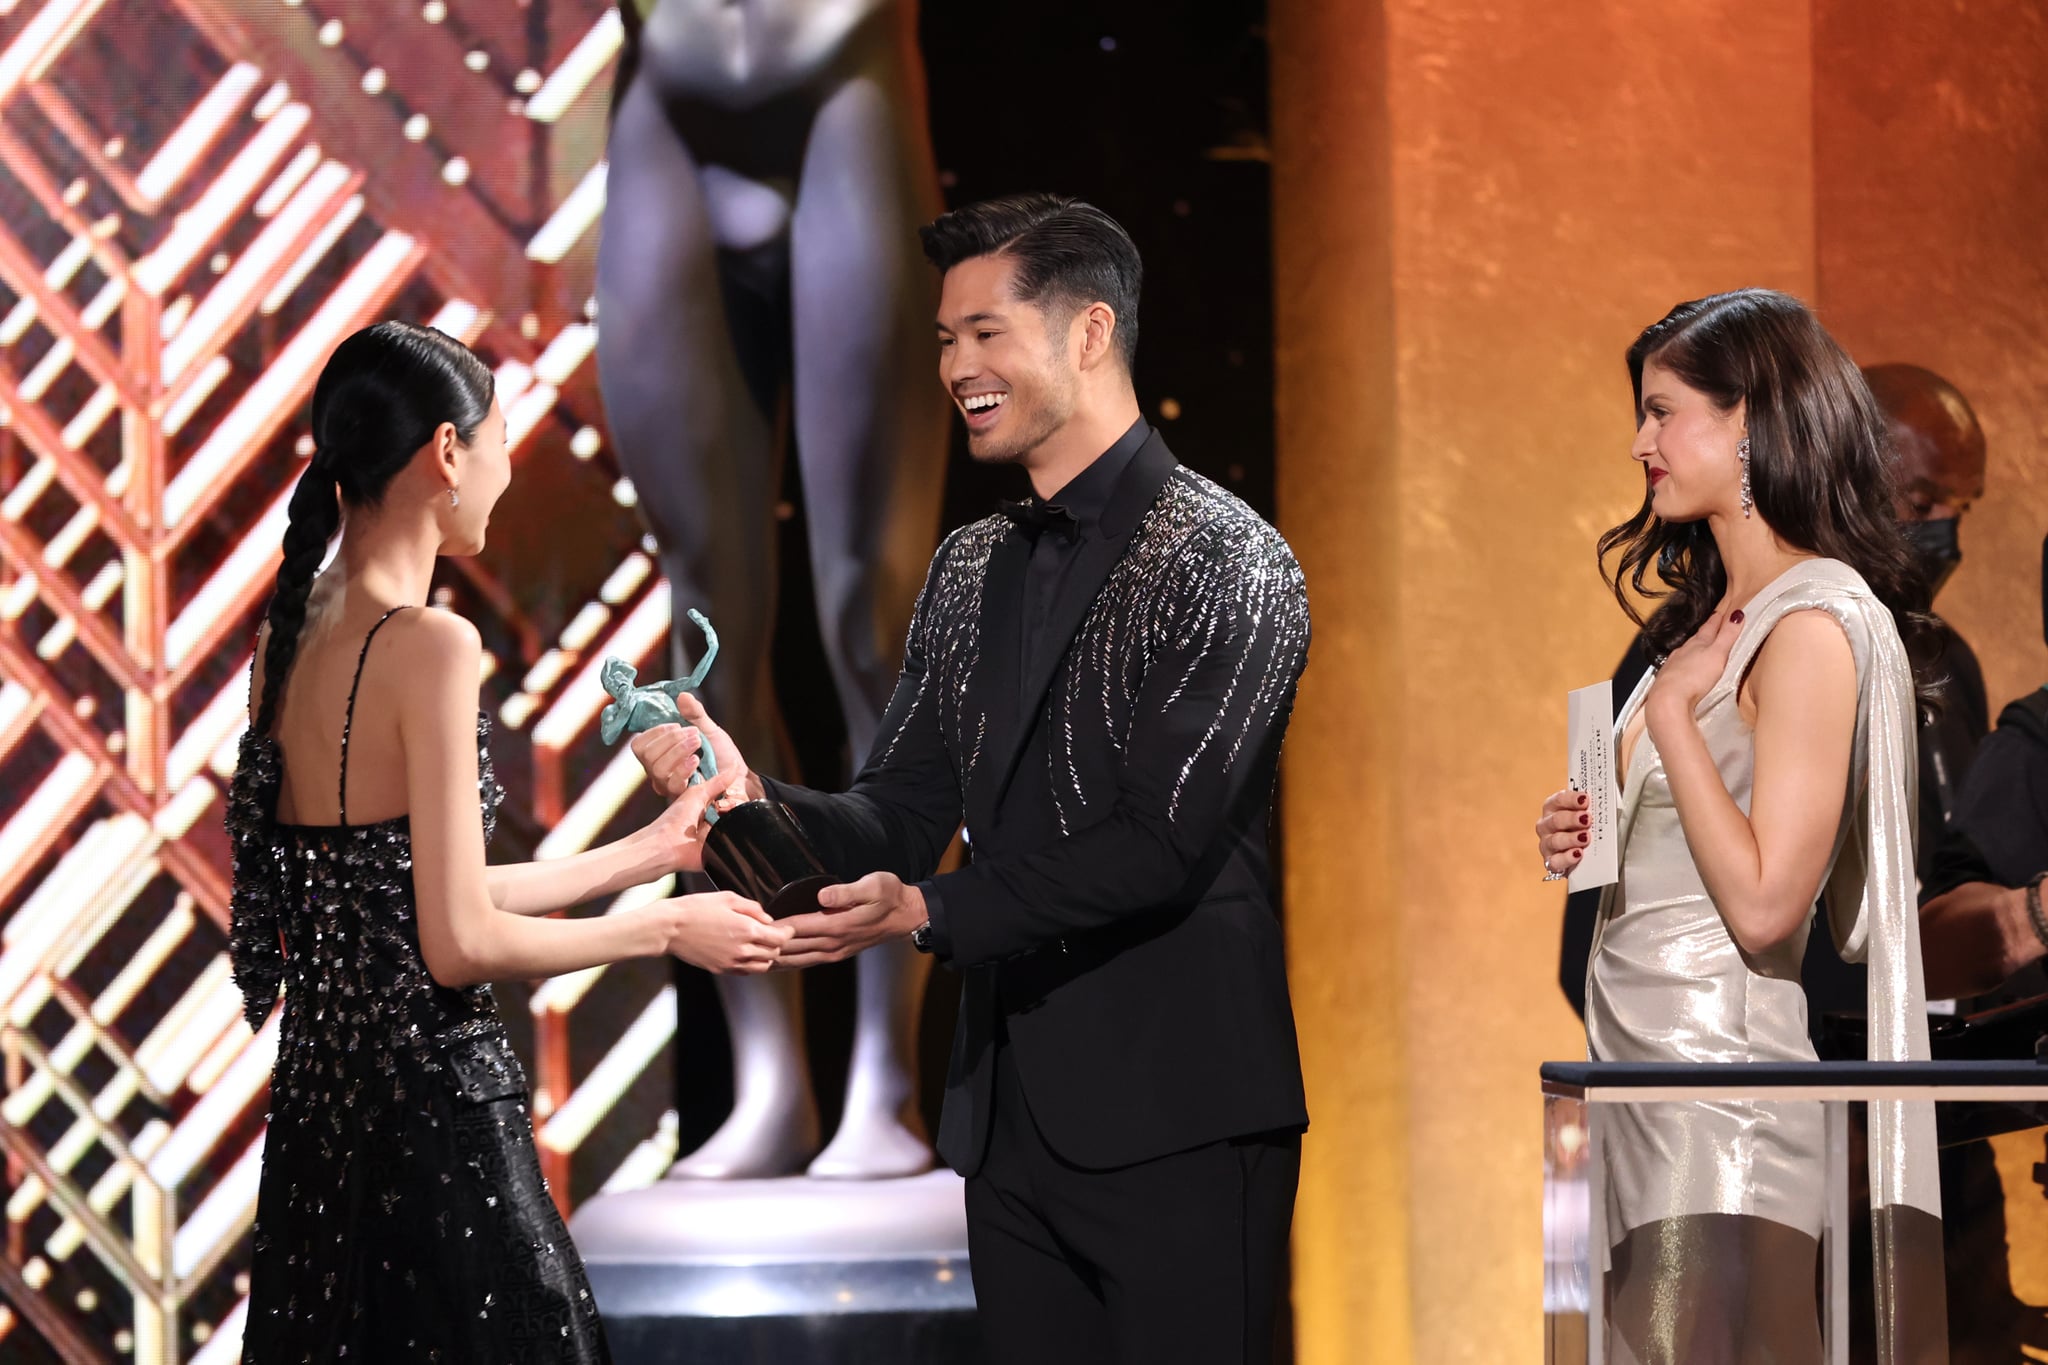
[253,321,494,738]
[1597,289,1937,695]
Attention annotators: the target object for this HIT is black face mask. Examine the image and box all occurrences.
[1903,517,1963,602]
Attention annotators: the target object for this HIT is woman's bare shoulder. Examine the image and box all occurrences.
[1749,607,1857,708]
[380,605,480,661]
[375,609,484,730]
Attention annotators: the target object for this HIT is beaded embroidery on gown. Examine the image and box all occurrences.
[226,609,610,1363]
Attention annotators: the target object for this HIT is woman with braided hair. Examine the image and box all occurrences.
[225,321,787,1361]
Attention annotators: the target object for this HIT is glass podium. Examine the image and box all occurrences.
[1541,1060,2048,1365]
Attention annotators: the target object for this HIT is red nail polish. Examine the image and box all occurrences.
[1730,609,1745,624]
[1577,832,1589,845]
[1579,814,1590,827]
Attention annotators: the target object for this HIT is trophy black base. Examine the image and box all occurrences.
[702,800,835,919]
[764,873,835,920]
[570,1171,978,1365]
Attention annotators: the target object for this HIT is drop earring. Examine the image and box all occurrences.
[1737,439,1752,518]
[448,487,461,509]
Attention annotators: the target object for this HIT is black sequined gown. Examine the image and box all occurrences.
[226,609,610,1363]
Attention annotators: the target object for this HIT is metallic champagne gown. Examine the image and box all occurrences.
[1585,558,1943,1363]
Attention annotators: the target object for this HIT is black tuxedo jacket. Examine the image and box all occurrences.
[766,431,1311,1174]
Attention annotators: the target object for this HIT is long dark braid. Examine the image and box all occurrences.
[252,465,344,738]
[251,321,494,738]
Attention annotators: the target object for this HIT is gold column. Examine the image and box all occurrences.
[1270,1,1410,1358]
[1814,0,2048,711]
[1274,3,1817,1359]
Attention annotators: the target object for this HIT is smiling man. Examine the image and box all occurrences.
[632,193,1312,1363]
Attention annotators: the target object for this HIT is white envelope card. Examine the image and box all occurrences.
[1566,680,1620,893]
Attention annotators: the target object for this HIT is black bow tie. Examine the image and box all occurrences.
[999,497,1079,540]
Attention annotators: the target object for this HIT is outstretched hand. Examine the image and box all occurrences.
[644,765,744,875]
[630,692,763,808]
[775,872,927,970]
[660,891,789,975]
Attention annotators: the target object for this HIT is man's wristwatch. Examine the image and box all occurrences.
[911,920,934,954]
[2025,872,2048,951]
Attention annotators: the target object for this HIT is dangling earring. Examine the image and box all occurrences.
[448,487,461,509]
[1737,438,1753,519]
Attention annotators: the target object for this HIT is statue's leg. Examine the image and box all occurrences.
[788,56,950,1180]
[807,939,934,1179]
[675,973,820,1180]
[596,67,818,1180]
[596,69,787,765]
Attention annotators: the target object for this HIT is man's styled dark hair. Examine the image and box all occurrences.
[919,193,1142,371]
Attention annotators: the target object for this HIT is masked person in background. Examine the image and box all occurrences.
[1557,362,1994,1023]
[1907,534,2048,1365]
[1868,363,1992,849]
[1922,541,2048,1004]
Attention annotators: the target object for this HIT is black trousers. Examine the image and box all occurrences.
[966,1039,1301,1365]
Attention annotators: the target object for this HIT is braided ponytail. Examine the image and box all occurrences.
[253,463,343,738]
[251,321,494,738]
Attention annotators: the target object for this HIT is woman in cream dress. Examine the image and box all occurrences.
[1534,290,1945,1364]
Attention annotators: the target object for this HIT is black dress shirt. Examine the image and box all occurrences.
[918,417,1151,952]
[1016,418,1151,706]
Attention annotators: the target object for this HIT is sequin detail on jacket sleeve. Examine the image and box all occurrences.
[225,728,287,1031]
[1047,467,1311,834]
[878,518,1005,789]
[928,467,1312,966]
[1150,473,1309,823]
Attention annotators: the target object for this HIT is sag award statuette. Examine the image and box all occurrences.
[600,609,833,918]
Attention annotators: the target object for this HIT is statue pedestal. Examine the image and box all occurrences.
[570,1170,977,1364]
